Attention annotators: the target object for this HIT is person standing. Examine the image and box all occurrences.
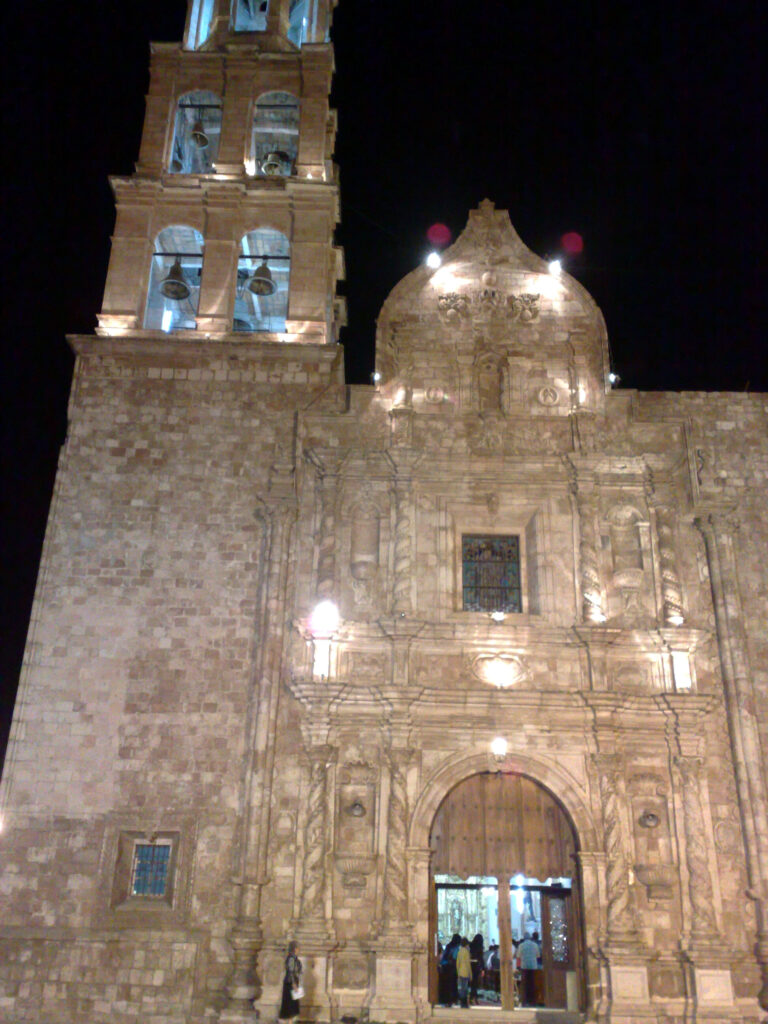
[516,933,540,1006]
[456,937,472,1008]
[278,940,303,1022]
[469,933,484,1004]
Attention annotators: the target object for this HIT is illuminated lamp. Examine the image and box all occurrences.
[309,599,340,637]
[490,736,508,759]
[548,258,562,276]
[159,259,191,301]
[248,261,277,296]
[426,251,442,269]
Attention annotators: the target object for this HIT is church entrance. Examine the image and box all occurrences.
[428,772,584,1012]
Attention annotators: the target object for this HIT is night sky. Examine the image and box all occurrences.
[1,0,766,767]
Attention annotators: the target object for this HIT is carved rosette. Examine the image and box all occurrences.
[300,756,329,919]
[594,754,634,936]
[576,493,605,623]
[391,482,412,614]
[675,756,718,936]
[656,506,684,624]
[383,753,409,926]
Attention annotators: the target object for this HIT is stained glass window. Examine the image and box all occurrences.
[462,535,521,613]
[131,842,171,898]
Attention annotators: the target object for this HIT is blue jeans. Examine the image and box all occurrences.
[457,976,469,1006]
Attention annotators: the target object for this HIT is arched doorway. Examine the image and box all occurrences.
[428,772,584,1012]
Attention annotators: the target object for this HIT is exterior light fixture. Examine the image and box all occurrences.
[490,736,508,759]
[490,610,506,623]
[426,251,442,269]
[371,371,382,383]
[548,259,562,276]
[309,600,339,680]
[668,613,684,626]
[309,599,340,637]
[608,372,620,385]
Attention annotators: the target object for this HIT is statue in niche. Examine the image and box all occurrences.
[476,356,503,412]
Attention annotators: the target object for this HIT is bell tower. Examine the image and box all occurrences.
[98,0,344,343]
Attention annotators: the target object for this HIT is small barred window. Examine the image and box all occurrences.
[131,842,172,897]
[462,534,521,613]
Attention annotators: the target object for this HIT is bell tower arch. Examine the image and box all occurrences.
[99,0,345,344]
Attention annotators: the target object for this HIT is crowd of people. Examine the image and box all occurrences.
[436,932,543,1008]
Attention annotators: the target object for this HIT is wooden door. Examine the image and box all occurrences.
[497,880,515,1010]
[429,772,582,1010]
[541,890,573,1009]
[428,875,438,1004]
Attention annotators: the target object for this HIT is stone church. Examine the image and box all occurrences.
[2,1,768,1022]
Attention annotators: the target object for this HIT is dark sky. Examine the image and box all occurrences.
[1,0,766,766]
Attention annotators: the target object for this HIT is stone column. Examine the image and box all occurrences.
[371,744,417,1020]
[575,487,605,623]
[383,750,409,931]
[593,754,634,940]
[655,505,684,625]
[695,511,768,1008]
[315,467,336,601]
[299,749,332,928]
[674,755,718,939]
[387,452,417,616]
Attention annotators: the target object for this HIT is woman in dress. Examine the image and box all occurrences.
[278,940,302,1022]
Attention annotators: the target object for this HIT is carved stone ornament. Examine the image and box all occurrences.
[425,385,445,404]
[335,856,376,892]
[437,292,471,322]
[509,293,541,322]
[537,385,559,407]
[634,863,676,901]
[470,653,529,689]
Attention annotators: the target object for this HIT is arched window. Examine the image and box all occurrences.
[288,0,310,46]
[144,226,204,332]
[232,0,269,32]
[186,0,215,49]
[169,91,222,174]
[250,92,299,177]
[234,229,290,333]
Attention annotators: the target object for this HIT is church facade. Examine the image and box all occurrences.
[2,3,768,1023]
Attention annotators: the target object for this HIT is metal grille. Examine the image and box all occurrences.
[462,534,521,613]
[131,842,171,898]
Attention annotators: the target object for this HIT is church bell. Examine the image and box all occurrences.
[159,258,192,301]
[190,120,209,149]
[248,261,277,296]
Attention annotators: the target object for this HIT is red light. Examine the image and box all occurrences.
[561,231,583,254]
[427,223,452,247]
